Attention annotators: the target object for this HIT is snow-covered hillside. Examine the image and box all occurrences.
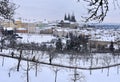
[0,33,120,82]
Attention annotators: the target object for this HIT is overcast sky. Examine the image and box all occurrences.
[11,0,120,23]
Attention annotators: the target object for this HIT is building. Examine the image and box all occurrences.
[40,27,53,34]
[2,20,22,28]
[1,20,37,33]
[58,13,78,28]
[16,28,28,33]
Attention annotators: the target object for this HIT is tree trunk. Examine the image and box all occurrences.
[35,62,38,77]
[107,67,109,76]
[117,66,119,74]
[2,57,4,67]
[17,53,22,71]
[27,60,29,82]
[55,71,57,82]
[32,49,34,54]
[101,67,104,73]
[49,54,52,64]
[8,72,11,77]
[1,39,4,52]
[17,58,21,71]
[96,58,98,65]
[90,57,93,75]
[0,46,3,52]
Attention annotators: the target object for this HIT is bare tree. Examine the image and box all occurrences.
[51,66,61,82]
[70,68,85,82]
[78,0,120,22]
[102,56,111,76]
[17,49,22,71]
[8,66,17,77]
[2,56,4,66]
[26,59,29,82]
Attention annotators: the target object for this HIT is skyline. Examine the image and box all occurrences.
[11,0,120,23]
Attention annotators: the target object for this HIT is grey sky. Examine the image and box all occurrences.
[11,0,120,23]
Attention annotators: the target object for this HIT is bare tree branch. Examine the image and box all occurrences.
[78,0,120,22]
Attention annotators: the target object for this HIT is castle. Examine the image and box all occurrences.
[58,13,78,28]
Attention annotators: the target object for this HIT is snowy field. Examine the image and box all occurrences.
[0,33,120,82]
[0,57,120,82]
[18,33,56,43]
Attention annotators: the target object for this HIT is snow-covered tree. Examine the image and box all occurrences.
[0,0,17,20]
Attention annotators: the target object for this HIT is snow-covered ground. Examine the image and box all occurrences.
[0,56,120,82]
[0,33,120,82]
[18,33,56,43]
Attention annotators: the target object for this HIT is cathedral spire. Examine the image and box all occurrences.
[71,13,76,22]
[68,13,71,21]
[64,13,76,22]
[64,13,67,20]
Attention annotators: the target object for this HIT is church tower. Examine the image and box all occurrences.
[64,14,67,20]
[68,14,71,21]
[70,13,76,22]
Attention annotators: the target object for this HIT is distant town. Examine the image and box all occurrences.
[0,14,120,53]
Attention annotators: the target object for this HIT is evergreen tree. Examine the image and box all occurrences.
[109,41,114,52]
[56,38,62,50]
[66,40,71,50]
[65,34,89,52]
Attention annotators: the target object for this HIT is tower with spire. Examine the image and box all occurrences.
[70,13,76,22]
[64,13,76,22]
[64,14,67,20]
[58,13,78,28]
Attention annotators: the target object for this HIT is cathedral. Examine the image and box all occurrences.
[64,13,76,22]
[58,13,78,28]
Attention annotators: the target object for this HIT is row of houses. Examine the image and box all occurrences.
[52,27,120,50]
[0,20,42,34]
